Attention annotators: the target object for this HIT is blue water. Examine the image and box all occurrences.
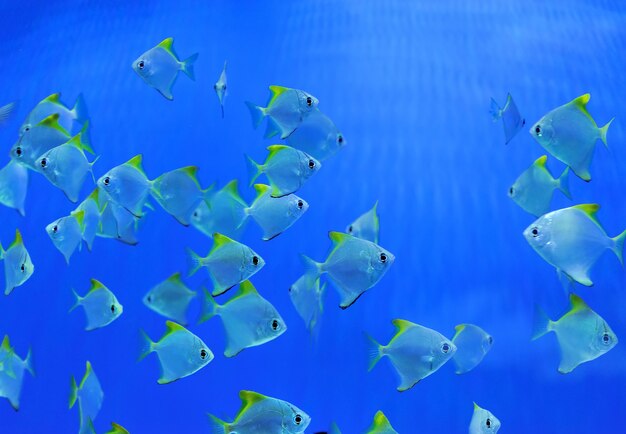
[1,0,626,432]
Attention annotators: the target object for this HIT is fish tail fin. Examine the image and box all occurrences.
[69,376,78,408]
[531,304,553,340]
[199,287,220,323]
[182,53,199,80]
[244,154,262,187]
[138,329,155,361]
[245,101,265,129]
[24,347,35,376]
[88,155,100,183]
[0,101,16,124]
[364,332,383,371]
[611,228,626,265]
[599,118,614,148]
[207,414,229,434]
[557,166,572,199]
[186,248,203,276]
[72,93,89,125]
[300,254,323,280]
[69,289,82,313]
[489,97,502,121]
[78,120,94,155]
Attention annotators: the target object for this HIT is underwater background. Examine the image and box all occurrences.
[1,0,626,432]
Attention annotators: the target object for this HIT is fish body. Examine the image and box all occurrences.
[46,210,85,263]
[70,279,123,331]
[75,188,102,250]
[151,166,210,226]
[0,229,34,295]
[214,61,228,117]
[451,324,493,374]
[22,93,88,133]
[288,275,326,334]
[97,155,152,217]
[286,108,345,161]
[490,93,525,145]
[469,403,501,434]
[0,336,34,410]
[69,361,103,434]
[143,272,197,325]
[245,184,309,240]
[190,180,248,239]
[0,160,28,216]
[346,202,380,243]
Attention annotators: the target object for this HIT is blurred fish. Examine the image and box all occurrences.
[524,204,626,286]
[97,155,152,218]
[470,403,500,434]
[246,145,321,197]
[286,108,346,161]
[201,280,286,357]
[346,201,379,244]
[143,272,197,325]
[244,184,309,240]
[529,94,613,181]
[490,93,525,145]
[451,324,493,374]
[0,335,34,411]
[187,233,265,296]
[190,180,248,239]
[246,85,319,139]
[365,411,398,434]
[132,37,198,100]
[0,102,17,125]
[532,293,617,373]
[70,279,123,331]
[301,232,394,309]
[151,166,211,226]
[214,61,228,118]
[69,361,103,434]
[288,275,325,334]
[0,160,28,216]
[508,155,571,217]
[366,319,456,391]
[0,229,34,295]
[209,390,311,434]
[46,210,85,264]
[75,188,102,250]
[105,423,129,434]
[22,93,88,133]
[139,321,213,384]
[97,199,144,246]
[35,131,97,202]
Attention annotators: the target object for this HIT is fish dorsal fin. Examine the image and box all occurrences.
[165,320,186,336]
[392,318,415,334]
[11,229,23,248]
[222,179,247,206]
[533,155,548,167]
[473,402,481,411]
[239,390,266,409]
[1,335,11,350]
[568,293,590,314]
[126,154,146,174]
[87,187,100,203]
[109,423,129,434]
[167,272,183,284]
[37,113,69,135]
[234,280,258,299]
[43,93,61,104]
[182,166,199,178]
[71,210,86,231]
[157,37,177,57]
[329,231,350,246]
[370,411,391,430]
[80,360,93,388]
[268,85,289,106]
[572,204,601,225]
[570,94,594,122]
[210,233,234,253]
[253,184,270,198]
[89,279,106,293]
[266,144,289,158]
[452,324,466,340]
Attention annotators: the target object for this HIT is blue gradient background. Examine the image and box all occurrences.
[1,1,625,432]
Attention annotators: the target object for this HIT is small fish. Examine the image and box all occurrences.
[143,272,197,325]
[187,233,265,296]
[75,188,102,250]
[139,321,213,384]
[509,155,571,217]
[46,210,85,264]
[201,280,286,357]
[0,102,17,125]
[69,361,103,434]
[365,411,398,434]
[151,166,211,226]
[532,293,617,373]
[132,37,198,100]
[0,335,34,411]
[286,108,346,161]
[0,160,28,216]
[301,232,394,309]
[246,85,319,139]
[22,93,88,133]
[288,275,326,334]
[524,204,626,286]
[470,403,501,434]
[244,184,309,240]
[214,61,228,118]
[451,324,493,374]
[246,145,321,197]
[190,180,248,239]
[105,422,129,434]
[35,131,97,202]
[70,279,123,331]
[97,155,153,217]
[209,390,311,434]
[366,319,456,391]
[490,93,525,145]
[0,229,34,295]
[346,201,380,244]
[529,94,613,181]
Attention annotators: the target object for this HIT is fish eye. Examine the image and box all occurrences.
[24,127,30,132]
[441,343,450,353]
[531,227,539,237]
[138,60,145,70]
[348,225,353,233]
[488,336,493,345]
[213,84,218,90]
[53,225,58,233]
[297,200,303,209]
[271,319,280,331]
[535,125,542,136]
[509,187,514,195]
[294,414,302,425]
[602,333,611,345]
[379,253,387,263]
[147,295,152,303]
[40,158,48,168]
[486,418,492,428]
[110,304,115,313]
[200,349,208,359]
[306,96,312,107]
[15,147,22,157]
[252,256,259,266]
[20,263,25,273]
[308,159,316,169]
[103,176,111,186]
[337,134,344,144]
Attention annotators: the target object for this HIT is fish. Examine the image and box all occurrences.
[244,184,309,240]
[190,179,248,240]
[0,159,28,216]
[97,155,152,217]
[286,108,346,161]
[22,93,88,133]
[490,93,525,145]
[143,272,197,325]
[366,319,456,391]
[132,37,198,100]
[523,204,626,286]
[301,232,394,309]
[469,403,501,434]
[0,335,34,410]
[365,411,398,434]
[532,293,617,373]
[105,422,129,434]
[508,155,571,217]
[70,279,123,331]
[246,145,321,197]
[35,131,97,202]
[346,201,380,244]
[246,85,319,139]
[46,210,85,264]
[151,166,211,226]
[451,324,493,374]
[209,390,311,434]
[288,275,326,334]
[187,233,265,296]
[69,361,103,434]
[529,94,613,181]
[200,280,287,357]
[75,188,102,250]
[0,102,16,125]
[214,61,228,117]
[0,229,35,295]
[139,320,213,384]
